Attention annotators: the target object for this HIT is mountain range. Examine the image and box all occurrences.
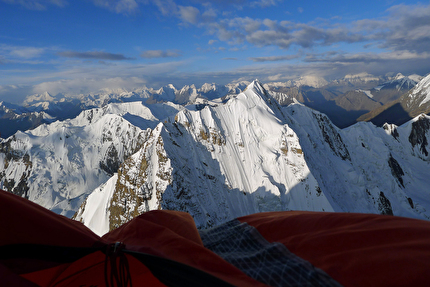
[359,73,430,126]
[1,76,430,236]
[0,73,424,139]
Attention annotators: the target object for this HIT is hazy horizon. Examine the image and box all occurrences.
[1,0,429,103]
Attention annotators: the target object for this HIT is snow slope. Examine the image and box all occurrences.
[411,74,430,107]
[73,174,118,236]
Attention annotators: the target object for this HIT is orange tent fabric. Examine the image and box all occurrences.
[0,189,101,248]
[103,210,267,287]
[0,190,264,286]
[0,190,165,286]
[239,211,430,287]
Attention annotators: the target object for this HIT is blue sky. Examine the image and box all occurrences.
[1,0,430,103]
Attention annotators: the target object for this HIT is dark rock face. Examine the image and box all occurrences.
[388,154,405,188]
[108,131,171,232]
[0,138,32,198]
[378,192,393,215]
[409,115,430,157]
[314,113,351,161]
[383,123,399,140]
[407,197,414,209]
[99,144,120,175]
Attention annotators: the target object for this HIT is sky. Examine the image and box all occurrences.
[0,0,430,104]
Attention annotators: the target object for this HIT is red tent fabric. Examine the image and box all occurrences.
[2,189,430,286]
[239,211,430,287]
[0,190,264,286]
[102,210,267,286]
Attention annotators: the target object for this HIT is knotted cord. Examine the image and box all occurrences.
[104,242,133,287]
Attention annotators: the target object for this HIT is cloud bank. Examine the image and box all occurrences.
[140,50,182,59]
[58,51,134,60]
[1,0,67,10]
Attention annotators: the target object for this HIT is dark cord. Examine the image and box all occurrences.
[104,242,132,287]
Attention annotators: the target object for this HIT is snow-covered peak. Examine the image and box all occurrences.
[152,85,176,102]
[412,74,430,94]
[98,87,129,95]
[394,73,405,80]
[263,81,294,90]
[408,74,423,83]
[226,81,250,91]
[243,80,279,104]
[24,92,56,106]
[0,101,12,112]
[344,72,380,82]
[294,75,328,88]
[374,73,420,92]
[411,74,430,106]
[245,79,265,92]
[180,84,196,91]
[200,83,216,93]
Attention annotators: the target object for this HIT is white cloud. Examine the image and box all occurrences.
[32,77,147,95]
[198,2,430,54]
[1,0,67,10]
[267,74,284,81]
[249,54,301,62]
[91,0,139,14]
[178,5,200,24]
[10,47,46,59]
[116,0,138,14]
[58,50,134,60]
[304,50,430,63]
[0,84,33,104]
[0,45,48,61]
[150,0,177,16]
[140,50,182,58]
[202,7,217,22]
[251,0,282,8]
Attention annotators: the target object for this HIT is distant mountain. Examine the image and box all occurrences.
[264,73,421,128]
[0,73,421,138]
[262,76,329,105]
[0,101,56,139]
[28,82,247,108]
[293,75,329,88]
[0,83,247,139]
[334,90,381,111]
[358,73,430,126]
[403,73,430,114]
[0,101,183,217]
[367,73,421,103]
[264,75,328,90]
[324,72,383,95]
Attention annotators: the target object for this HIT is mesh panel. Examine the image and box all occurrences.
[199,219,342,287]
